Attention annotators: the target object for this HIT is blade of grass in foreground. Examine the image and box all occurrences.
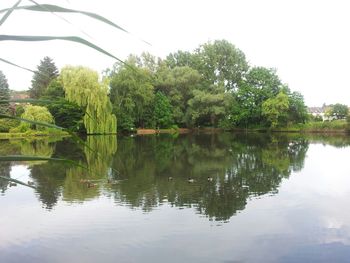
[0,57,35,73]
[0,35,125,65]
[0,113,104,165]
[22,3,128,33]
[0,99,53,104]
[0,0,22,26]
[0,114,64,130]
[0,3,151,45]
[0,175,36,189]
[0,99,98,123]
[0,155,90,171]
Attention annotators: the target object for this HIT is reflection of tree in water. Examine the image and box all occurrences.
[17,137,64,209]
[110,133,309,221]
[0,140,20,193]
[305,134,350,148]
[0,136,117,208]
[62,135,117,202]
[2,132,331,220]
[10,138,58,166]
[30,162,68,209]
[21,136,117,208]
[0,162,11,194]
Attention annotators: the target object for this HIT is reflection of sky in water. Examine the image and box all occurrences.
[1,143,350,262]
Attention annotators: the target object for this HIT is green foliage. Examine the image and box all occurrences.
[155,65,201,126]
[287,91,308,124]
[165,50,198,69]
[29,56,59,99]
[15,104,25,117]
[154,92,173,128]
[329,103,349,119]
[0,118,19,132]
[61,66,116,134]
[42,79,85,132]
[301,119,347,130]
[109,58,154,130]
[44,79,65,98]
[196,40,249,91]
[0,70,10,114]
[245,67,282,99]
[46,99,85,133]
[312,114,323,122]
[104,40,309,130]
[262,92,289,127]
[232,67,283,126]
[188,86,232,127]
[20,105,54,131]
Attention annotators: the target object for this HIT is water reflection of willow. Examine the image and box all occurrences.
[62,135,117,202]
[4,133,349,220]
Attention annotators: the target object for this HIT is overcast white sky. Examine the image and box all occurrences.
[0,0,349,106]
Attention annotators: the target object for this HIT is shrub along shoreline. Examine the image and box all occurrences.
[1,119,348,139]
[137,122,349,135]
[0,130,69,139]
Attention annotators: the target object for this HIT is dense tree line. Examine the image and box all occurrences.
[108,40,309,130]
[1,39,341,133]
[26,59,116,134]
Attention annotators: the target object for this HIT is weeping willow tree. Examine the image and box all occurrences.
[60,66,117,134]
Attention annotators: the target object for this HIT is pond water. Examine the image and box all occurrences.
[1,132,350,263]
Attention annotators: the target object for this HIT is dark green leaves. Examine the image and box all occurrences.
[0,113,63,130]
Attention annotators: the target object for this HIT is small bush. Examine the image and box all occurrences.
[0,118,20,132]
[303,120,347,130]
[9,124,29,133]
[170,124,179,130]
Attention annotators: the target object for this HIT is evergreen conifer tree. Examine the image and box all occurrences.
[29,56,59,99]
[0,70,10,114]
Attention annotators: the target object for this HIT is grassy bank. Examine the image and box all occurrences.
[137,128,191,135]
[137,120,349,135]
[0,130,69,139]
[271,120,349,133]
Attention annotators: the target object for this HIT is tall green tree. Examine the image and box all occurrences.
[155,65,201,126]
[188,85,232,127]
[231,67,283,127]
[29,56,59,99]
[165,50,199,69]
[0,70,10,114]
[196,40,249,92]
[329,103,349,119]
[109,57,154,130]
[185,40,249,127]
[244,67,282,101]
[287,91,308,124]
[42,79,85,132]
[154,91,173,128]
[61,66,117,134]
[262,92,289,127]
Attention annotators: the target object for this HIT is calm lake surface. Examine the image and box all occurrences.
[1,132,350,263]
